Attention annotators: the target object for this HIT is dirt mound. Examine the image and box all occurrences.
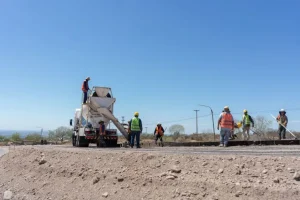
[1,146,300,200]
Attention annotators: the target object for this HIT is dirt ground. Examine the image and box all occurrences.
[1,145,300,200]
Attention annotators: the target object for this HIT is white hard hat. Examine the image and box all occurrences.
[157,122,161,125]
[280,109,285,112]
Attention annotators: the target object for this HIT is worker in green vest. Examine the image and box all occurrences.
[128,112,143,148]
[242,109,254,140]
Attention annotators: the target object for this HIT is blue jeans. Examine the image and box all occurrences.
[83,92,87,103]
[130,131,141,147]
[220,128,231,146]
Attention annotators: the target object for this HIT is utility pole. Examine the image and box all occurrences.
[122,116,125,124]
[194,110,199,134]
[145,127,148,134]
[199,104,216,141]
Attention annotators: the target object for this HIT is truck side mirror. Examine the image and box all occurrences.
[70,119,72,126]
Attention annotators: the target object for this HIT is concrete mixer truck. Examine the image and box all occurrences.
[70,86,129,147]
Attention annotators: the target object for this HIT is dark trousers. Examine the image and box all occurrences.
[154,134,163,143]
[278,126,286,139]
[83,92,87,103]
[130,131,141,147]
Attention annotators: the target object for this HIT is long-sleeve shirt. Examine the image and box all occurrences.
[128,118,143,132]
[276,115,288,126]
[83,80,89,91]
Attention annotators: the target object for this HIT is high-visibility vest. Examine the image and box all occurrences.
[243,114,251,125]
[82,80,88,92]
[220,112,233,129]
[131,117,140,131]
[156,126,164,136]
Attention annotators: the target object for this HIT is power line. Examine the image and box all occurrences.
[144,114,211,126]
[143,108,300,126]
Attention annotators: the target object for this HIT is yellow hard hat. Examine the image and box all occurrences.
[243,109,247,113]
[134,112,139,116]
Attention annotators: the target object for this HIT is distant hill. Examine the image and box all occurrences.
[0,130,49,138]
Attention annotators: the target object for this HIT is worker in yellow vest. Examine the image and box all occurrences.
[154,123,165,146]
[128,112,143,148]
[242,110,254,140]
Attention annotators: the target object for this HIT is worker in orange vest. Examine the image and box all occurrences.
[81,77,90,104]
[154,123,165,146]
[217,106,234,147]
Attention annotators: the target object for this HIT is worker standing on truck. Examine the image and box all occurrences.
[81,77,91,104]
[154,123,165,145]
[276,109,288,140]
[241,109,254,141]
[217,106,234,147]
[128,112,143,148]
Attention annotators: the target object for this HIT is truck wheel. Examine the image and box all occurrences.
[97,138,106,148]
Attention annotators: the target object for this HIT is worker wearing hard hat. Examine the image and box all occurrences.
[81,77,91,104]
[241,110,254,140]
[276,109,288,140]
[128,112,143,148]
[217,106,234,147]
[154,123,165,146]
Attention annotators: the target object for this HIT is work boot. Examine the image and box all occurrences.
[219,144,224,147]
[136,146,141,148]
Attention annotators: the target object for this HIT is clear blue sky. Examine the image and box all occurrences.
[0,0,299,134]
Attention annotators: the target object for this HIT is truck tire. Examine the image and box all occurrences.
[97,138,106,148]
[83,142,89,147]
[76,135,89,147]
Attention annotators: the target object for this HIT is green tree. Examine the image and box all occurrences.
[25,133,41,142]
[0,135,8,142]
[254,116,273,139]
[54,126,73,142]
[169,124,185,141]
[11,133,21,141]
[48,130,57,141]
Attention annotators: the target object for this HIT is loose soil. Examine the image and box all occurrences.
[1,146,300,200]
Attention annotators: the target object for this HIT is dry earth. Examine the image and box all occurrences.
[1,145,300,200]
